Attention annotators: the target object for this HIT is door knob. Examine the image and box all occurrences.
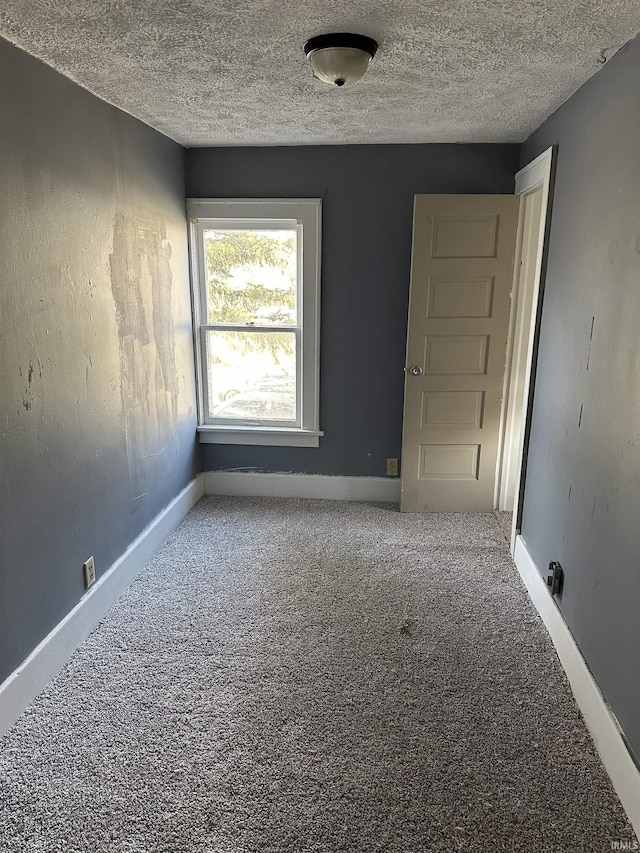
[408,365,423,376]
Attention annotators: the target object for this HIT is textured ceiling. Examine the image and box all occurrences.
[0,1,639,146]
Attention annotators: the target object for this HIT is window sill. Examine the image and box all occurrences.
[197,426,323,447]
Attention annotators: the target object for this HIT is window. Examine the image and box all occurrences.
[187,199,322,447]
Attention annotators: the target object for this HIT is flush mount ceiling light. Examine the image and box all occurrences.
[304,33,378,87]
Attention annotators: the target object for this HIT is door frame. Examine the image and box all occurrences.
[496,146,555,551]
[494,186,544,512]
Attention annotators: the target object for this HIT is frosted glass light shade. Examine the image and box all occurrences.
[304,33,378,87]
[309,47,372,86]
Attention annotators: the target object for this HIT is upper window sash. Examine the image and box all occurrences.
[197,219,302,330]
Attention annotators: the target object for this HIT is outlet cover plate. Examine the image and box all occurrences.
[83,556,96,589]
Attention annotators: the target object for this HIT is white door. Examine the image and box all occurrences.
[400,194,519,512]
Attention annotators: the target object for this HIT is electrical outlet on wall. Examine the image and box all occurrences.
[387,458,399,477]
[546,561,563,596]
[83,556,96,589]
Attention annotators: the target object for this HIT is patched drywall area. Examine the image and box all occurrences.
[0,37,199,684]
[0,1,639,145]
[187,143,520,477]
[109,210,181,493]
[521,35,640,763]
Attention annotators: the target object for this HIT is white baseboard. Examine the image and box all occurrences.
[513,535,640,839]
[203,471,401,502]
[0,475,204,739]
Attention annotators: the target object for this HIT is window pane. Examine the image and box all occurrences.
[204,228,297,326]
[206,329,297,422]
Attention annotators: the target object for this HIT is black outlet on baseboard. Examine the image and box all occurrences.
[547,561,564,597]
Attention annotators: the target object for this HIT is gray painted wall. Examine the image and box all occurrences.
[0,38,199,684]
[521,37,640,763]
[186,144,520,476]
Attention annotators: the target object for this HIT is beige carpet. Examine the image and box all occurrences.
[0,497,635,852]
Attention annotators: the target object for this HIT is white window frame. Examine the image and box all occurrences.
[187,198,322,447]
